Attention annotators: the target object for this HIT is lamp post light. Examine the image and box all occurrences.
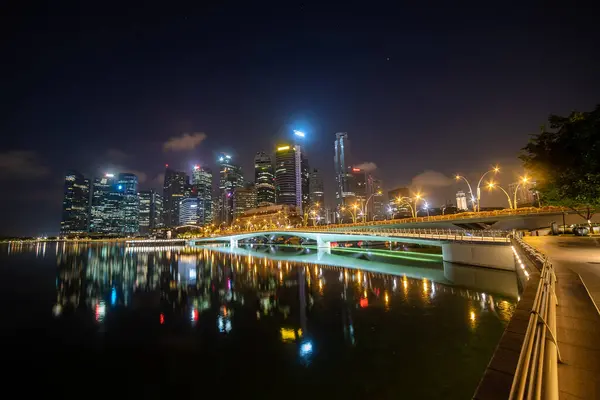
[456,165,499,212]
[512,176,530,210]
[363,190,382,221]
[302,202,320,226]
[423,201,430,217]
[395,194,422,218]
[341,204,359,224]
[487,182,513,209]
[476,166,500,212]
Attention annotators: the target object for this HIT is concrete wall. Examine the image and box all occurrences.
[441,242,515,271]
[443,262,519,298]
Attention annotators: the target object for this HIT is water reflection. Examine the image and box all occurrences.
[6,241,518,398]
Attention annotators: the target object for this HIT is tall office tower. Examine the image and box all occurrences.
[334,132,352,209]
[192,165,213,226]
[367,175,384,221]
[139,189,163,235]
[163,166,188,227]
[254,151,276,207]
[351,167,367,210]
[275,144,305,213]
[90,173,121,234]
[301,155,310,213]
[179,197,199,225]
[456,190,468,211]
[218,153,244,225]
[233,183,257,218]
[60,170,90,235]
[118,173,139,235]
[309,168,324,206]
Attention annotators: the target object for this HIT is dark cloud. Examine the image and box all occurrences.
[163,132,207,152]
[0,151,50,180]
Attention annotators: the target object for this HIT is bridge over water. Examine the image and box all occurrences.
[190,228,515,270]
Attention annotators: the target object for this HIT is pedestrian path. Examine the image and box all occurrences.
[524,236,600,399]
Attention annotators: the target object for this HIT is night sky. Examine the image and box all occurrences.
[1,4,599,236]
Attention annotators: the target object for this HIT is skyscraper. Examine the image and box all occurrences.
[233,183,257,218]
[456,190,468,211]
[60,170,90,235]
[118,173,139,235]
[139,189,163,235]
[309,168,324,206]
[90,173,121,234]
[218,153,244,224]
[275,144,303,212]
[351,167,367,207]
[367,175,384,221]
[334,132,352,209]
[179,197,199,225]
[192,165,213,226]
[254,152,276,206]
[301,155,310,213]
[163,167,187,227]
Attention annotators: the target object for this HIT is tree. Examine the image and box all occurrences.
[520,105,600,222]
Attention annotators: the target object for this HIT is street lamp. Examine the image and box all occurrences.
[456,165,499,212]
[303,202,321,226]
[476,166,500,212]
[487,182,513,209]
[395,193,422,218]
[363,190,382,221]
[512,176,530,210]
[341,204,360,224]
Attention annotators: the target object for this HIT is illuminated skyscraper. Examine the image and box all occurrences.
[234,183,257,218]
[179,197,199,225]
[90,173,121,234]
[334,132,352,209]
[309,168,324,206]
[163,167,188,227]
[118,173,139,235]
[139,189,163,234]
[254,151,276,206]
[275,144,303,212]
[60,170,90,235]
[192,165,213,226]
[218,153,244,224]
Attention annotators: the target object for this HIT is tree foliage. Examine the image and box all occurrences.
[520,104,600,221]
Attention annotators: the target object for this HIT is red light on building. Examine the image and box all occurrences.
[192,309,198,321]
[352,168,361,172]
[360,298,369,308]
[159,313,165,324]
[165,164,169,168]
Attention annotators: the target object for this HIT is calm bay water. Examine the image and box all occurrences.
[1,242,516,399]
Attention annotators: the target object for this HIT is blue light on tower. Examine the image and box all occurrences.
[299,340,313,357]
[117,185,123,190]
[293,130,305,138]
[111,287,117,305]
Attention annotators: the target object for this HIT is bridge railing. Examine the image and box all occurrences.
[311,206,568,230]
[329,228,510,242]
[509,234,559,400]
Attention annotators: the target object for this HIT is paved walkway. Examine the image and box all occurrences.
[524,236,600,399]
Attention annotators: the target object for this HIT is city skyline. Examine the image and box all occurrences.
[2,8,600,236]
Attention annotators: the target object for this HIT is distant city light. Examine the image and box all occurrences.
[225,154,231,159]
[117,185,123,190]
[190,204,197,208]
[277,145,290,151]
[105,173,114,178]
[293,130,305,138]
[219,157,224,162]
[299,341,313,356]
[194,165,200,170]
[111,288,117,305]
[352,168,361,172]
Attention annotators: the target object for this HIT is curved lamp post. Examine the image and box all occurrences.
[341,204,359,224]
[395,194,422,218]
[476,166,500,212]
[487,182,513,209]
[363,190,382,221]
[302,202,321,226]
[512,176,529,209]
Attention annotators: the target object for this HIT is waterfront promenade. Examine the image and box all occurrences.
[525,236,600,399]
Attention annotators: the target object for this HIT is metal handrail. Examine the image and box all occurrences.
[509,235,559,400]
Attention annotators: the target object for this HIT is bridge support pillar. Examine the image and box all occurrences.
[315,234,331,250]
[230,239,238,248]
[441,242,514,271]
